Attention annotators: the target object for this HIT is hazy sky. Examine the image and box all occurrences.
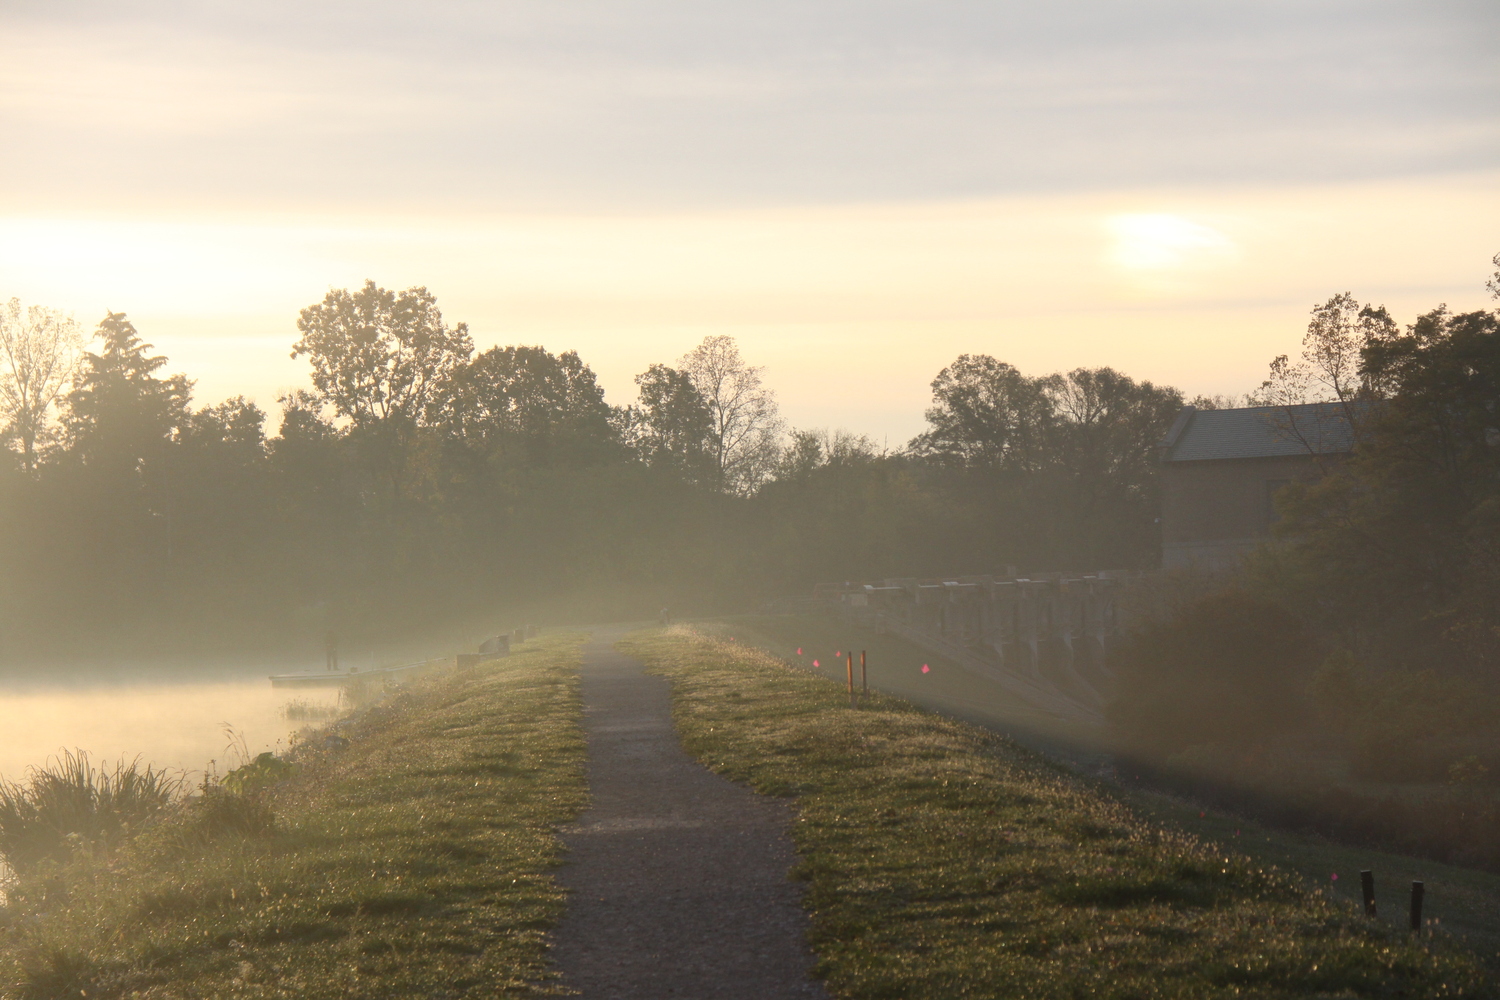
[3,1,1497,441]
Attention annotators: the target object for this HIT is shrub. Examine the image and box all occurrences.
[1339,668,1500,783]
[221,751,296,796]
[1108,590,1318,758]
[0,750,182,876]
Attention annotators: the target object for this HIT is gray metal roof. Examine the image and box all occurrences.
[1158,403,1357,462]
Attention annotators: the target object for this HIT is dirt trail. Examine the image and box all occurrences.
[550,629,827,999]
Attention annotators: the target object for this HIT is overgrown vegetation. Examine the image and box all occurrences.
[1104,263,1500,873]
[0,633,587,998]
[623,627,1488,998]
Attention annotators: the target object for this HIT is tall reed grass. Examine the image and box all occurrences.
[0,749,182,876]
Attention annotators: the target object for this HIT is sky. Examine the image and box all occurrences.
[2,1,1497,444]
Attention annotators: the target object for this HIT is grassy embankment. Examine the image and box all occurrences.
[722,612,1500,959]
[623,625,1490,998]
[0,632,588,999]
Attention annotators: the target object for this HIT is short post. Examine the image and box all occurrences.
[860,650,867,695]
[1409,881,1425,932]
[1360,870,1377,917]
[847,653,855,708]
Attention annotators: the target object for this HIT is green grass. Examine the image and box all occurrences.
[724,612,1500,965]
[0,632,589,999]
[710,613,1107,756]
[1132,792,1500,964]
[622,626,1491,999]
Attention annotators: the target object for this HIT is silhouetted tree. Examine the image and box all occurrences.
[678,336,782,494]
[64,312,191,472]
[292,282,472,504]
[628,363,716,481]
[909,356,1180,568]
[910,355,1056,472]
[0,299,82,470]
[1267,302,1500,669]
[459,345,617,468]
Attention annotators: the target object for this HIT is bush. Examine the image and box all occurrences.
[1108,590,1318,758]
[0,750,182,876]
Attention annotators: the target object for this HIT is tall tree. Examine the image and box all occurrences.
[292,281,472,428]
[1270,301,1500,669]
[909,356,1182,568]
[64,312,191,471]
[1249,292,1399,451]
[909,354,1056,472]
[677,336,782,494]
[459,346,617,467]
[292,281,472,503]
[629,364,715,480]
[0,299,82,470]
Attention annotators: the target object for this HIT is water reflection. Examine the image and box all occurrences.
[0,678,342,784]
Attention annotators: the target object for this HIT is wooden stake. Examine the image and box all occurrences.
[847,652,855,707]
[1360,870,1377,917]
[1409,881,1424,932]
[860,650,867,695]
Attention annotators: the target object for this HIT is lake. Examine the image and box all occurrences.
[0,675,343,786]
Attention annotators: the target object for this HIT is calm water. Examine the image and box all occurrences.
[0,676,343,785]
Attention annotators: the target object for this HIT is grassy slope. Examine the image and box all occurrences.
[623,626,1489,999]
[0,633,588,999]
[714,613,1106,756]
[724,613,1500,961]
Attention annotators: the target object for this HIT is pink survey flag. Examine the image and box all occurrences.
[921,664,930,674]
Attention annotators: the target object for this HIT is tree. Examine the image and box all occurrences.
[1049,367,1183,565]
[0,299,82,470]
[628,364,716,480]
[292,282,472,504]
[64,312,192,471]
[1052,367,1182,487]
[1264,291,1500,670]
[909,356,1183,568]
[773,428,881,484]
[292,281,472,429]
[677,336,783,494]
[1251,293,1396,407]
[908,355,1056,472]
[459,346,617,467]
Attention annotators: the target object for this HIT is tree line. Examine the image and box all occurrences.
[0,280,1186,663]
[1106,256,1500,869]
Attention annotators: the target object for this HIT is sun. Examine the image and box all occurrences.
[1106,213,1235,272]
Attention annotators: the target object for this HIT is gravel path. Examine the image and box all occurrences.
[551,629,828,1000]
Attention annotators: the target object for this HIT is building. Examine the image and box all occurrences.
[1156,402,1356,569]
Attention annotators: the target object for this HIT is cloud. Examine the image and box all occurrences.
[0,1,1495,211]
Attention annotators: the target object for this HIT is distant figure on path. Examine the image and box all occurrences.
[324,631,339,671]
[658,607,670,626]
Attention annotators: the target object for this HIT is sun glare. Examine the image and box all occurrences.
[1107,213,1235,272]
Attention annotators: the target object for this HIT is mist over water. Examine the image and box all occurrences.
[0,675,340,786]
